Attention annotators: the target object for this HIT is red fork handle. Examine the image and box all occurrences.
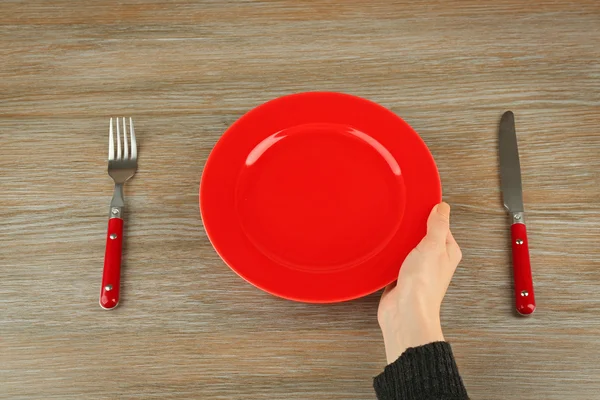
[100,218,123,309]
[511,223,536,315]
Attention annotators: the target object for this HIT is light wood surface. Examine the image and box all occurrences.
[2,1,600,399]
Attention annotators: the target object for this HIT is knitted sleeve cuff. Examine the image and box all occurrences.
[373,341,468,400]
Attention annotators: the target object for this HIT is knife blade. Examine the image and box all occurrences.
[499,111,536,315]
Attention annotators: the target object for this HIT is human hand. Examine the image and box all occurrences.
[377,202,462,364]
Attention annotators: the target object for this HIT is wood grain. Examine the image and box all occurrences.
[2,1,600,399]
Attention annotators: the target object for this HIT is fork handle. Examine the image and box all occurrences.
[100,218,123,309]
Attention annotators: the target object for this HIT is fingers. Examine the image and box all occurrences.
[421,202,451,248]
[415,202,462,269]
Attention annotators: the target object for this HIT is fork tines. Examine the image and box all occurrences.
[108,117,137,161]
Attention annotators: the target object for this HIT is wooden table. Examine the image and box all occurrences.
[2,1,600,399]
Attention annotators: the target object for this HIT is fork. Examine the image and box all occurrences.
[100,117,138,310]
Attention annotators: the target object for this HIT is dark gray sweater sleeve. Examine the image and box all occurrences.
[373,342,469,400]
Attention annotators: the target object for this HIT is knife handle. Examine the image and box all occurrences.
[511,223,536,315]
[100,218,123,310]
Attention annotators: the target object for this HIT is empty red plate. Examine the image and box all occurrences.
[200,92,440,303]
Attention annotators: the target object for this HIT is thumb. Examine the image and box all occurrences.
[424,202,451,245]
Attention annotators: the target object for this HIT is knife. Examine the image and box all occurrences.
[499,111,536,315]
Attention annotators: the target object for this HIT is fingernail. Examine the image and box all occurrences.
[437,202,450,217]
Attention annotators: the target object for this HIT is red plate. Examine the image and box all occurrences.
[200,92,440,303]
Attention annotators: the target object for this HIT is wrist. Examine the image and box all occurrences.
[381,313,444,364]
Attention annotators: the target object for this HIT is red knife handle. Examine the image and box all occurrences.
[100,218,123,310]
[511,223,536,315]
